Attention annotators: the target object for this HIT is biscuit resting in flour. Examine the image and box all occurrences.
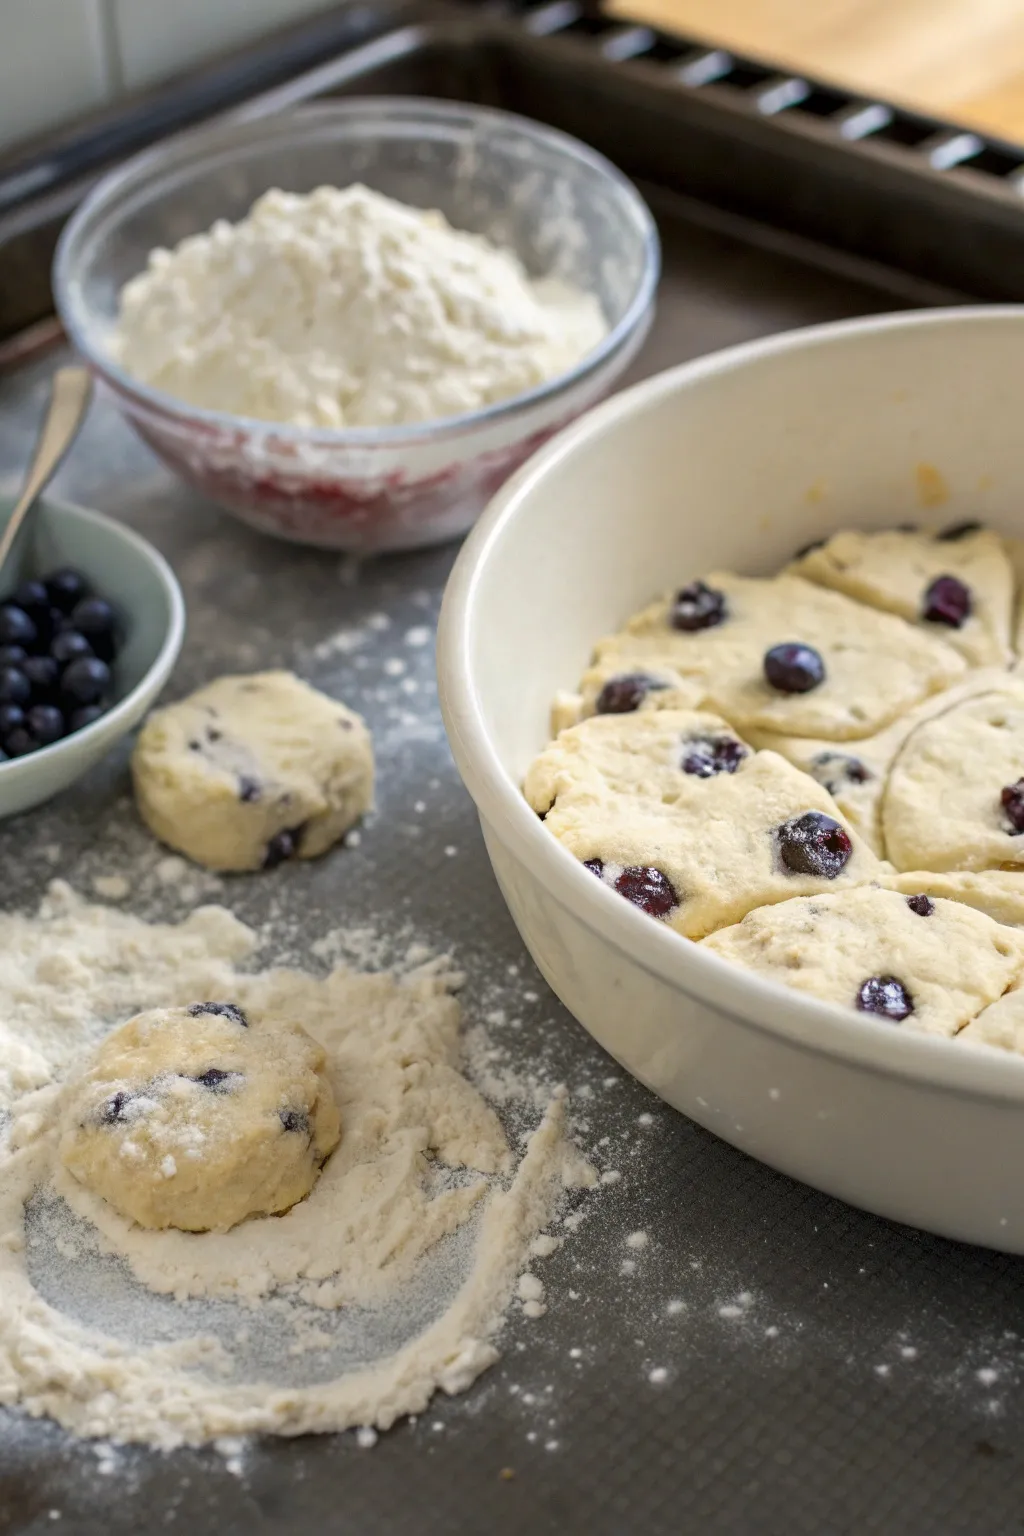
[131,670,373,872]
[59,1002,340,1232]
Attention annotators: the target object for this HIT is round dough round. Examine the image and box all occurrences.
[131,670,374,873]
[59,1003,341,1232]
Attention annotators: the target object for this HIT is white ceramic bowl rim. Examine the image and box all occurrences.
[54,97,661,449]
[440,303,1024,1105]
[0,497,185,772]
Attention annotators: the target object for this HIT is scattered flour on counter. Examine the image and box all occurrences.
[0,883,595,1450]
[111,184,607,430]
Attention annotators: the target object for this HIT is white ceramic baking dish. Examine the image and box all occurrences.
[438,306,1024,1253]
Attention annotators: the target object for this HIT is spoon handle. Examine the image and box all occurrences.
[0,365,93,579]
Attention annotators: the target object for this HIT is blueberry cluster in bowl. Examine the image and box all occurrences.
[0,568,119,760]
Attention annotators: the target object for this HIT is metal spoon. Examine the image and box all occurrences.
[0,366,93,580]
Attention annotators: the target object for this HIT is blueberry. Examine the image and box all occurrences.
[23,656,58,697]
[70,597,117,661]
[3,727,36,757]
[263,827,302,868]
[922,574,971,628]
[809,752,872,796]
[1001,779,1024,834]
[26,705,64,746]
[68,704,104,733]
[583,858,605,878]
[906,894,935,916]
[613,865,679,918]
[0,605,36,649]
[280,1109,310,1134]
[60,656,110,706]
[596,673,667,715]
[764,643,825,694]
[681,734,748,777]
[187,1002,248,1027]
[11,579,49,618]
[0,704,24,736]
[670,581,727,633]
[191,1068,239,1091]
[50,630,93,665]
[856,975,914,1021]
[775,811,853,878]
[45,568,89,613]
[0,667,30,706]
[100,1090,133,1124]
[0,645,27,668]
[238,775,261,803]
[936,520,983,541]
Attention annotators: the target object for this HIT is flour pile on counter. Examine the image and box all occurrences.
[530,524,1024,1048]
[111,184,607,429]
[0,883,591,1449]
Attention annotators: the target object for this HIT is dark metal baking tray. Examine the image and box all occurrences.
[3,18,1024,1536]
[9,0,1024,351]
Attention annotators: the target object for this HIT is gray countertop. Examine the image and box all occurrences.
[1,199,1021,1536]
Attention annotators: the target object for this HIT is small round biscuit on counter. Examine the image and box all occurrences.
[59,1002,341,1232]
[701,886,1024,1037]
[131,670,373,872]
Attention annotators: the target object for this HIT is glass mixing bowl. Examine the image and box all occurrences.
[53,99,660,554]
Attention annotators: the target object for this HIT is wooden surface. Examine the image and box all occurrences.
[610,0,1024,142]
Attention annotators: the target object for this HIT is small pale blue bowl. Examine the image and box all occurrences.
[0,494,185,818]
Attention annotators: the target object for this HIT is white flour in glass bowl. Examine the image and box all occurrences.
[110,183,607,431]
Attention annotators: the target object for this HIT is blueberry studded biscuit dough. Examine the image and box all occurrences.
[550,656,706,736]
[744,669,1019,856]
[591,572,965,740]
[701,887,1024,1038]
[881,673,1024,872]
[59,1002,341,1232]
[530,532,1024,1025]
[791,524,1014,668]
[131,670,374,873]
[524,709,880,940]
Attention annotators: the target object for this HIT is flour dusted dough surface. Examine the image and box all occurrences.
[880,868,1024,929]
[525,709,880,939]
[132,670,373,872]
[59,1003,340,1232]
[702,887,1024,1037]
[792,526,1014,668]
[597,572,965,740]
[881,675,1024,871]
[745,670,1017,856]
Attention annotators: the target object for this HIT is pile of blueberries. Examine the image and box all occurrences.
[0,567,119,760]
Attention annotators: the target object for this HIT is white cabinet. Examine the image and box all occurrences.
[0,0,111,154]
[110,0,340,92]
